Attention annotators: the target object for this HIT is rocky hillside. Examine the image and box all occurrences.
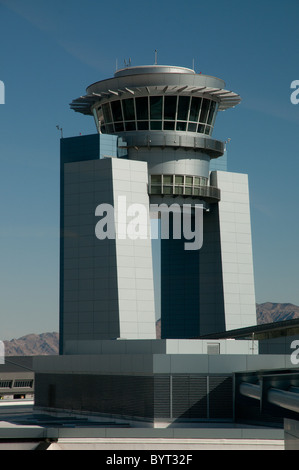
[257,302,299,324]
[4,332,59,357]
[3,303,299,355]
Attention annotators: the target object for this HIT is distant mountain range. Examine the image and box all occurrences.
[3,303,299,356]
[4,332,59,357]
[256,302,299,324]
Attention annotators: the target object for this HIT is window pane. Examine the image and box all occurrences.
[137,121,149,130]
[177,96,190,121]
[186,176,193,185]
[150,121,162,130]
[151,175,162,184]
[204,126,210,135]
[188,122,197,132]
[114,122,124,132]
[194,177,200,186]
[122,99,135,121]
[176,121,187,131]
[164,96,177,120]
[106,124,114,133]
[211,103,219,127]
[207,100,217,125]
[151,185,161,194]
[189,97,202,122]
[199,99,210,123]
[163,175,173,184]
[164,121,175,130]
[136,97,148,120]
[185,187,192,195]
[175,186,184,195]
[197,124,205,134]
[175,175,184,184]
[150,96,162,119]
[125,121,136,131]
[102,103,113,123]
[163,186,173,195]
[111,100,123,122]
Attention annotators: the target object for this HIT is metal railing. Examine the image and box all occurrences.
[237,370,299,418]
[149,184,221,202]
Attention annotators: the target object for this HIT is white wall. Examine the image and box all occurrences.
[212,171,257,330]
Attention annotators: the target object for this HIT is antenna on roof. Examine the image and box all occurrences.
[56,125,63,138]
[225,138,231,152]
[124,58,132,68]
[192,58,195,71]
[154,50,158,65]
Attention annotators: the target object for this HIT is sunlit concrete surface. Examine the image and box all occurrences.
[47,437,284,451]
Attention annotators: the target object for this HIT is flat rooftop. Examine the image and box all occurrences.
[0,401,284,451]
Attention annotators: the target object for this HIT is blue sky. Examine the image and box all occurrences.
[0,0,299,339]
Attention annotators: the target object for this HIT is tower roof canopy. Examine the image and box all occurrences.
[70,65,241,115]
[114,65,196,77]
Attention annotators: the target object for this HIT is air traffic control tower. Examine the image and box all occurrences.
[60,64,257,354]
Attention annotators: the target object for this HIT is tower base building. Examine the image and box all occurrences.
[33,64,262,425]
